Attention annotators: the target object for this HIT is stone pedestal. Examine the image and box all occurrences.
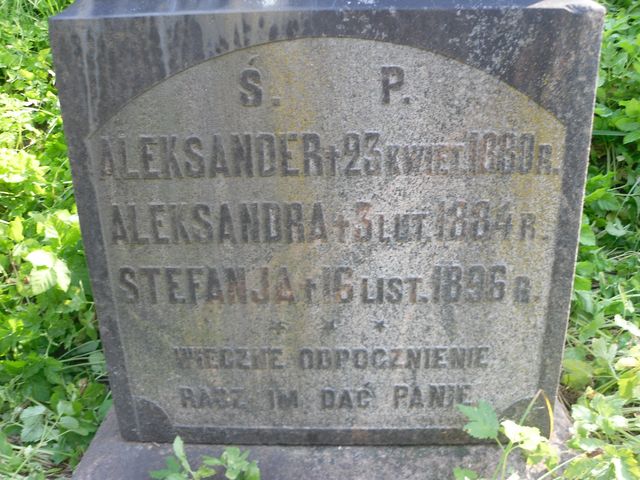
[74,402,571,480]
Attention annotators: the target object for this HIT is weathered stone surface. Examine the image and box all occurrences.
[50,0,603,445]
[72,403,572,480]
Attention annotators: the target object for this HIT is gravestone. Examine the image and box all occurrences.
[50,0,604,478]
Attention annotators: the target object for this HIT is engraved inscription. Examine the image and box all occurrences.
[268,390,299,410]
[108,200,542,246]
[393,384,472,408]
[239,68,263,107]
[381,66,405,104]
[97,131,559,180]
[174,346,285,369]
[118,264,532,306]
[88,38,567,431]
[321,387,373,409]
[179,386,247,409]
[297,347,490,370]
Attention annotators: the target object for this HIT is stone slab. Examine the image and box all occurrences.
[51,0,604,445]
[73,403,572,480]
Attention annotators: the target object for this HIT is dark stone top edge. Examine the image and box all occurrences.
[52,0,604,21]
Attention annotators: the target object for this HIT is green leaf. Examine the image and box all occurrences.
[501,420,558,467]
[613,315,640,338]
[575,261,595,277]
[149,471,169,479]
[618,373,640,400]
[584,187,607,203]
[19,406,47,443]
[25,249,56,267]
[172,436,191,474]
[614,118,640,132]
[202,457,223,466]
[225,468,240,480]
[28,266,57,295]
[592,337,617,364]
[150,456,184,478]
[166,456,182,473]
[195,466,217,478]
[612,453,640,480]
[59,415,79,430]
[573,275,592,291]
[453,467,479,480]
[0,430,13,456]
[502,420,543,451]
[245,462,260,480]
[8,216,24,241]
[20,405,46,420]
[20,418,45,443]
[580,223,596,246]
[56,399,75,416]
[44,359,64,385]
[563,358,594,390]
[17,68,34,80]
[604,219,628,237]
[622,130,640,144]
[52,258,70,291]
[457,401,499,440]
[592,129,625,136]
[166,474,187,480]
[563,456,600,479]
[22,250,70,294]
[620,98,640,115]
[89,350,106,374]
[149,471,187,480]
[615,346,640,370]
[569,436,606,453]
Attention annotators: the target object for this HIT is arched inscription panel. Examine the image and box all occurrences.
[90,38,565,439]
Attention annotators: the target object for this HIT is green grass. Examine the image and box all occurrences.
[0,1,109,478]
[559,0,640,477]
[0,0,639,478]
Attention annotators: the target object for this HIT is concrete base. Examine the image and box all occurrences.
[73,404,571,480]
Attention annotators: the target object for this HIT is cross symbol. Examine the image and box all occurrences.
[269,320,287,334]
[373,320,387,332]
[322,319,338,332]
[333,215,350,243]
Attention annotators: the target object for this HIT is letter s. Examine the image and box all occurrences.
[240,68,263,106]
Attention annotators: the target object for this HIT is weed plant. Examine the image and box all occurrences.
[0,1,109,478]
[0,0,638,478]
[559,0,640,476]
[150,437,260,480]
